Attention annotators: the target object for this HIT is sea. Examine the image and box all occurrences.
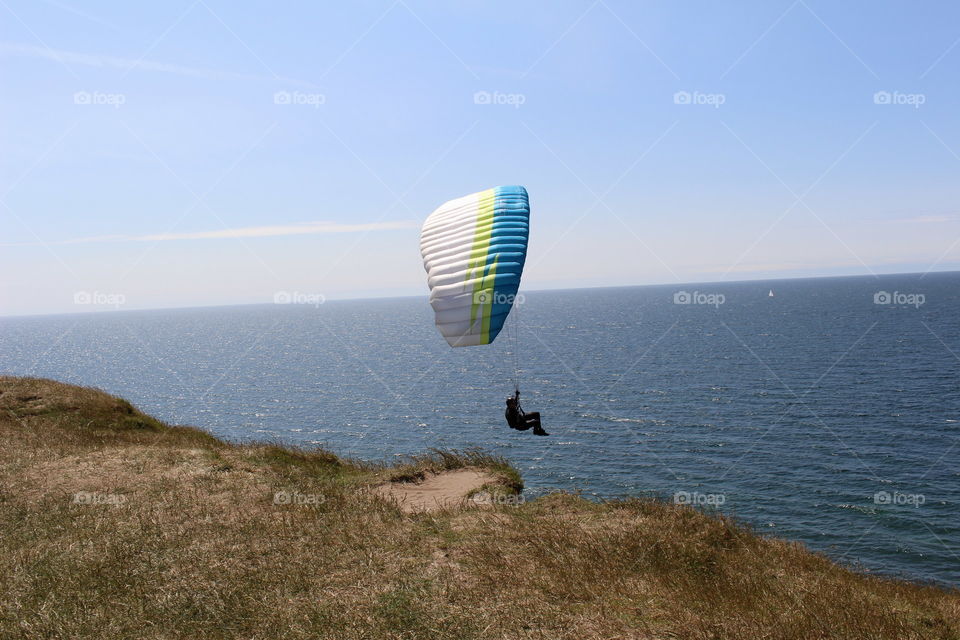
[2,271,958,587]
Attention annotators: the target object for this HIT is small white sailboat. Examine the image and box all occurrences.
[768,289,775,297]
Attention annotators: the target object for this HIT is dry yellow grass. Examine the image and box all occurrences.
[1,376,958,639]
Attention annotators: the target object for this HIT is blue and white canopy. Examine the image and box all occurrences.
[420,186,530,347]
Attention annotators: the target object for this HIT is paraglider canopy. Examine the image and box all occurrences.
[420,186,529,347]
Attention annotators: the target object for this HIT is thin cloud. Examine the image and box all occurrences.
[888,214,960,224]
[4,220,417,247]
[702,259,864,274]
[0,42,316,88]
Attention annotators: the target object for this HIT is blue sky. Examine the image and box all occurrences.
[2,0,960,315]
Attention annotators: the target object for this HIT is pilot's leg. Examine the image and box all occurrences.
[526,412,548,436]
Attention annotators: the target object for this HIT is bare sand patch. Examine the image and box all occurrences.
[374,468,497,513]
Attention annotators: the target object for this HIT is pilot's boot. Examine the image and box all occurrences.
[533,424,549,436]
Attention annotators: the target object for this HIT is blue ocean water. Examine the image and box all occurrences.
[2,272,958,586]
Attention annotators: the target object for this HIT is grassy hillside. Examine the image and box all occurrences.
[1,376,957,639]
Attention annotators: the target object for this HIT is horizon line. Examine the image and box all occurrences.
[3,268,958,321]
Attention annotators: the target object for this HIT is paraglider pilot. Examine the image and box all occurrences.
[505,391,548,436]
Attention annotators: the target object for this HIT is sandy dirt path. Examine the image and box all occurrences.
[374,468,497,513]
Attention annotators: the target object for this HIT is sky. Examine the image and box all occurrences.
[2,0,960,316]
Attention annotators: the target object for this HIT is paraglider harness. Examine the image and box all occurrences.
[505,389,547,435]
